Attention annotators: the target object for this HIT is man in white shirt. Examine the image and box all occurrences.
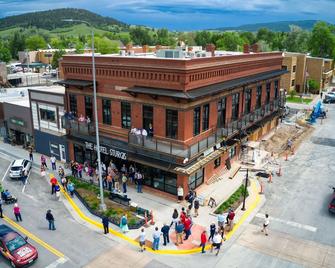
[139,228,146,252]
[50,156,56,171]
[261,213,269,236]
[210,232,223,256]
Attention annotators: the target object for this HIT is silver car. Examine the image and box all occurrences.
[9,159,32,179]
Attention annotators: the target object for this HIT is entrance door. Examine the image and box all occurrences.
[59,144,66,162]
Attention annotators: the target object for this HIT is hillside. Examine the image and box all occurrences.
[213,20,320,32]
[0,8,128,31]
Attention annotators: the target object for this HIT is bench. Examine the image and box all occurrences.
[109,192,131,206]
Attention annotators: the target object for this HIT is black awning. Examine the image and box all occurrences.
[124,69,287,100]
[55,79,93,88]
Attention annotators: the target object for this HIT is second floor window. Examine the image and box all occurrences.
[121,102,131,129]
[274,80,279,99]
[266,83,271,104]
[102,99,111,125]
[202,104,209,131]
[143,105,153,132]
[217,98,226,128]
[231,93,240,120]
[69,94,77,116]
[193,107,201,136]
[166,109,178,139]
[85,96,93,120]
[256,86,262,108]
[244,89,251,114]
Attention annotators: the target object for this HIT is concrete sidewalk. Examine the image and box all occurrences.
[0,139,262,252]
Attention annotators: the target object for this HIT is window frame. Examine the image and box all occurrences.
[84,96,93,120]
[102,99,111,125]
[244,89,251,114]
[166,109,178,139]
[193,106,201,136]
[121,102,131,129]
[69,94,77,116]
[217,97,226,128]
[202,104,210,131]
[40,108,56,123]
[266,83,271,104]
[256,85,262,108]
[231,93,240,120]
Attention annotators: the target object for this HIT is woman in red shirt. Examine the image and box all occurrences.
[200,230,207,253]
[13,203,22,222]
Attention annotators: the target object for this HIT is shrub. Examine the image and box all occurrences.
[289,90,297,99]
[215,184,249,214]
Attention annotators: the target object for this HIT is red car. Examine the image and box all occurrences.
[0,225,38,267]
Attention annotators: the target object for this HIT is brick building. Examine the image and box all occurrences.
[58,50,286,196]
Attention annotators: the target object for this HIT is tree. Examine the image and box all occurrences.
[308,79,320,94]
[215,32,244,51]
[51,50,66,69]
[50,37,64,49]
[309,21,335,59]
[0,41,11,63]
[157,28,175,46]
[239,32,256,45]
[257,40,271,52]
[25,35,47,50]
[9,31,26,59]
[283,26,309,53]
[129,26,153,45]
[194,31,212,47]
[94,37,119,54]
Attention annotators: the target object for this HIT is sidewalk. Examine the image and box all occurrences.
[0,139,262,253]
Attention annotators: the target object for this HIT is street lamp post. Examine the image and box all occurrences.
[241,168,248,211]
[63,19,106,211]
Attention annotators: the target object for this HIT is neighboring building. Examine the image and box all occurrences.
[58,49,286,196]
[3,99,33,147]
[19,49,76,66]
[282,52,334,93]
[28,86,68,162]
[0,62,8,85]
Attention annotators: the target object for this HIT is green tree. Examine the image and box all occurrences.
[51,50,66,69]
[94,37,119,54]
[129,26,153,45]
[157,28,175,46]
[283,26,309,53]
[25,35,47,50]
[9,31,26,59]
[309,21,335,59]
[239,32,256,45]
[308,79,320,94]
[194,31,212,47]
[215,32,243,51]
[50,37,64,49]
[0,41,11,63]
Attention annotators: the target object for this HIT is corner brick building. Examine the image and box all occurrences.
[58,50,286,196]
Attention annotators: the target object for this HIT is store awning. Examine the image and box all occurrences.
[124,69,288,100]
[55,79,93,88]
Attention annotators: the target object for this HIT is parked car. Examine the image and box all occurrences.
[9,159,31,179]
[329,187,335,214]
[0,224,38,267]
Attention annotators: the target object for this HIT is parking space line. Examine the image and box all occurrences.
[3,215,66,258]
[1,163,11,182]
[45,257,68,268]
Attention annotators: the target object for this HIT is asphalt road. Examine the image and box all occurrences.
[0,155,117,268]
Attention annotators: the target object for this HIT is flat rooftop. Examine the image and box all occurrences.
[28,85,65,94]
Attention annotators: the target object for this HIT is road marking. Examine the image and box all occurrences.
[255,213,317,232]
[3,215,66,258]
[1,162,11,182]
[45,257,68,268]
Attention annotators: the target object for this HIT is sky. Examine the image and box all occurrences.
[0,0,334,30]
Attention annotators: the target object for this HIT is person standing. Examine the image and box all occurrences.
[200,230,207,253]
[120,215,129,233]
[13,203,22,222]
[102,215,109,234]
[152,227,161,251]
[139,228,146,252]
[41,155,47,169]
[50,176,57,195]
[129,165,135,183]
[177,186,184,203]
[194,196,200,217]
[175,221,184,246]
[50,156,57,171]
[208,222,216,241]
[46,210,56,230]
[77,163,83,178]
[261,214,269,236]
[122,173,128,193]
[227,209,235,232]
[120,164,127,174]
[61,176,68,190]
[161,223,170,246]
[180,207,186,225]
[217,213,225,229]
[170,209,179,229]
[67,181,75,197]
[58,166,65,179]
[29,147,33,162]
[136,172,143,193]
[210,231,223,256]
[0,198,3,218]
[184,216,192,240]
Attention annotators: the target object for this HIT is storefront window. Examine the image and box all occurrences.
[188,168,204,190]
[193,107,201,136]
[85,96,93,120]
[69,94,77,116]
[121,102,131,129]
[102,99,111,125]
[74,144,84,164]
[166,109,178,139]
[202,104,209,131]
[40,108,56,122]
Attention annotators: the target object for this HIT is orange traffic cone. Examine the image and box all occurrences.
[150,210,155,225]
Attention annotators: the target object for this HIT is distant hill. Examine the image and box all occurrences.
[0,8,128,31]
[213,20,320,32]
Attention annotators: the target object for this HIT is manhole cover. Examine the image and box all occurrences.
[311,137,335,147]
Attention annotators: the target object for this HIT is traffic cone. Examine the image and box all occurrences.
[150,210,155,225]
[268,174,273,183]
[276,166,282,177]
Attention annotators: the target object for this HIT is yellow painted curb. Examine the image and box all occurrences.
[3,216,65,258]
[62,179,260,255]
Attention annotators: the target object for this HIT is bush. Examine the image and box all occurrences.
[215,184,249,214]
[289,90,297,99]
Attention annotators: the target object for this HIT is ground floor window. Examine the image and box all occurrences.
[73,144,96,165]
[188,168,204,190]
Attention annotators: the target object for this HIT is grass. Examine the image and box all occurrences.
[286,96,313,104]
[215,184,249,214]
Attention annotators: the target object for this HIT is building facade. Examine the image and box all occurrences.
[28,86,69,162]
[59,51,286,196]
